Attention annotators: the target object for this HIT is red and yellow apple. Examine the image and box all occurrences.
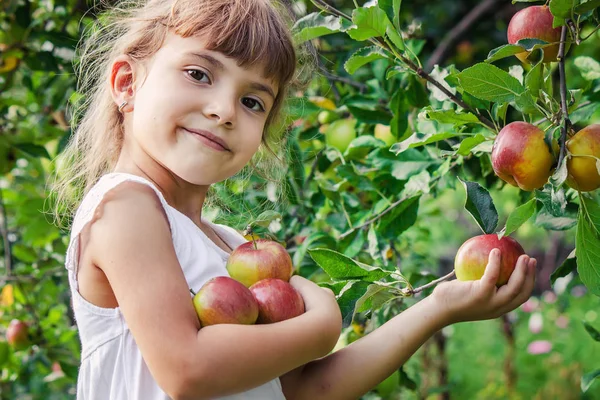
[455,234,525,286]
[226,239,294,287]
[192,277,259,327]
[6,319,30,350]
[507,6,562,63]
[566,124,600,192]
[491,121,555,191]
[249,279,305,324]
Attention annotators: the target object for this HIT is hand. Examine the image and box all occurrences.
[431,249,536,325]
[289,275,342,338]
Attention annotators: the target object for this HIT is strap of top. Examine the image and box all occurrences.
[65,173,177,287]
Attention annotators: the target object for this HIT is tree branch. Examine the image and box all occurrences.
[0,189,12,276]
[557,24,572,168]
[311,0,497,131]
[404,270,456,296]
[426,0,501,71]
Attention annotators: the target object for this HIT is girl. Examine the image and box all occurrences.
[55,0,537,399]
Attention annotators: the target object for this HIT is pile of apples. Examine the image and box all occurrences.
[491,5,600,193]
[192,239,304,327]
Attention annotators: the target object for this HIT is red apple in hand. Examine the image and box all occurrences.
[455,234,526,286]
[508,6,562,63]
[192,277,259,327]
[491,122,556,191]
[6,319,30,350]
[249,279,305,324]
[226,240,294,287]
[566,124,600,192]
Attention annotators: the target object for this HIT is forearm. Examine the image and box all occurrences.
[290,295,449,400]
[178,310,339,399]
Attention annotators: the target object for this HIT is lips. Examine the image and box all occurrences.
[184,127,230,151]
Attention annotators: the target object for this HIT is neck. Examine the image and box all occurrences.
[112,144,209,226]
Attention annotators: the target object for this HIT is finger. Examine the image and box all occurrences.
[496,254,529,304]
[481,248,502,290]
[504,257,537,312]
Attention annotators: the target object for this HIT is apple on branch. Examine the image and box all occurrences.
[491,121,556,191]
[6,319,30,350]
[455,234,526,286]
[566,124,600,192]
[507,5,562,63]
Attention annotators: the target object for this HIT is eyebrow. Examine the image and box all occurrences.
[185,51,276,100]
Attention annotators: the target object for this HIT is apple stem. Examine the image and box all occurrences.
[556,23,572,169]
[404,270,456,296]
[189,288,196,296]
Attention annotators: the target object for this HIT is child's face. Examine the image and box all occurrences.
[123,33,278,186]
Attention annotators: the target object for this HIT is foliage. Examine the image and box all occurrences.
[1,0,600,398]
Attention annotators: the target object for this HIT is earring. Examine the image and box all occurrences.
[118,100,128,113]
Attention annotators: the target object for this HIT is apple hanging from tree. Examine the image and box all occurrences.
[226,239,294,288]
[491,121,556,191]
[249,279,305,324]
[507,5,562,63]
[6,319,30,350]
[455,234,526,286]
[566,124,600,192]
[325,118,357,153]
[192,276,259,327]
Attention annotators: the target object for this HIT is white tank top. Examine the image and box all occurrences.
[65,172,285,400]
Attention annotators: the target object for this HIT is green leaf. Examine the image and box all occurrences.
[354,283,398,313]
[344,46,389,75]
[456,135,489,156]
[386,26,405,50]
[348,7,392,41]
[576,209,600,296]
[376,195,421,238]
[424,109,482,127]
[308,248,390,281]
[583,321,600,341]
[535,208,578,230]
[459,178,499,234]
[575,0,600,13]
[336,281,371,324]
[550,156,569,187]
[550,0,580,18]
[574,56,600,80]
[525,60,545,96]
[582,370,600,392]
[551,250,577,284]
[390,131,460,154]
[292,12,342,42]
[486,44,525,63]
[456,63,525,102]
[251,210,281,228]
[502,198,537,237]
[14,143,51,159]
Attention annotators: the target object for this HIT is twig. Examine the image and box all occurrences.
[567,19,580,45]
[311,0,497,131]
[533,101,591,126]
[426,0,501,71]
[319,67,369,91]
[339,160,460,239]
[0,189,12,276]
[404,270,456,296]
[557,24,572,168]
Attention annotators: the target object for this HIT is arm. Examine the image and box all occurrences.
[281,250,537,400]
[89,183,341,400]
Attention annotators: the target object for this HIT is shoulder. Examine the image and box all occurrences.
[86,180,174,267]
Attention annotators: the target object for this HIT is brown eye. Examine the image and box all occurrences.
[187,69,210,83]
[242,97,264,112]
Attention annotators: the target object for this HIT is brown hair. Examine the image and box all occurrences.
[51,0,300,226]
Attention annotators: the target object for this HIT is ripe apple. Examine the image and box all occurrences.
[249,279,305,324]
[491,121,555,191]
[455,234,525,286]
[192,277,259,327]
[6,319,30,350]
[226,239,294,287]
[507,6,562,63]
[325,118,357,153]
[566,124,600,192]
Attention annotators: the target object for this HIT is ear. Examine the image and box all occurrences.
[110,55,137,113]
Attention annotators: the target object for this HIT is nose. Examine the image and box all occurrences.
[203,92,236,129]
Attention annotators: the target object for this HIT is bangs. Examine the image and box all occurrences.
[167,0,296,89]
